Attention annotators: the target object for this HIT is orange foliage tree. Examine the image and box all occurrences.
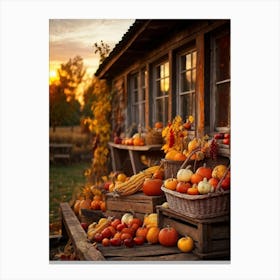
[83,77,111,185]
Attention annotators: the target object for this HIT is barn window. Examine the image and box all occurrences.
[153,61,169,125]
[177,49,197,129]
[211,31,230,131]
[129,69,147,128]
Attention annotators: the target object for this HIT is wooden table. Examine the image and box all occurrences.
[108,142,164,175]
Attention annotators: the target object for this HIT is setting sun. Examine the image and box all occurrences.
[49,69,59,84]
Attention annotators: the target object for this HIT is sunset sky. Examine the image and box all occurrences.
[49,19,135,81]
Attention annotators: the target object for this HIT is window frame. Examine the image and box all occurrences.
[128,68,147,128]
[210,29,231,133]
[152,59,170,125]
[176,47,197,130]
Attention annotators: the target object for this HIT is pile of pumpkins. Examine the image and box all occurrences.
[84,212,194,253]
[163,163,230,195]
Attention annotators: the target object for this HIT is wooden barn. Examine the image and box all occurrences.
[95,19,230,175]
[95,19,230,142]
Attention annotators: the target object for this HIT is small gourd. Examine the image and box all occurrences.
[176,165,193,182]
[197,178,213,194]
[188,138,201,152]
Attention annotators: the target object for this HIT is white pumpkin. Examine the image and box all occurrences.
[176,165,193,182]
[121,213,134,225]
[197,178,213,194]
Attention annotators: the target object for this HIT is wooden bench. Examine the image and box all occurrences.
[50,143,73,163]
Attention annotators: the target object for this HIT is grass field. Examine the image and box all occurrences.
[49,157,91,235]
[49,126,93,235]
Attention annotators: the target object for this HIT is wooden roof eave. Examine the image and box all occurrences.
[96,20,151,79]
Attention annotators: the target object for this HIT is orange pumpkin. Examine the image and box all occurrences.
[136,226,149,239]
[153,169,164,180]
[208,177,219,189]
[79,198,91,210]
[142,178,163,196]
[99,201,106,212]
[165,150,178,160]
[158,226,178,247]
[190,173,203,184]
[196,164,212,179]
[146,226,160,244]
[133,137,145,146]
[93,195,102,202]
[155,122,163,129]
[90,200,101,210]
[173,152,187,161]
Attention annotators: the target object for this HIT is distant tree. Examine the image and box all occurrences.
[49,83,68,131]
[58,55,86,101]
[93,40,111,65]
[49,56,86,131]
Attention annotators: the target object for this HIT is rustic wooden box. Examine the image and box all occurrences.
[79,208,105,224]
[105,192,166,219]
[157,206,230,260]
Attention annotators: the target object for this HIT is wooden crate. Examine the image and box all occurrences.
[157,206,230,260]
[79,208,105,224]
[105,192,166,219]
[96,243,199,261]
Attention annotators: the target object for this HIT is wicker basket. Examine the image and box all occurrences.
[161,148,230,219]
[161,158,184,178]
[161,155,203,179]
[161,186,230,219]
[145,130,163,145]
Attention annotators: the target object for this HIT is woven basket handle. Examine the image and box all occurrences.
[179,147,201,170]
[215,164,231,192]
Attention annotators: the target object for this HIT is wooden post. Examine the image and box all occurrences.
[196,34,205,138]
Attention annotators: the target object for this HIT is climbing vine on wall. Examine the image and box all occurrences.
[83,77,111,185]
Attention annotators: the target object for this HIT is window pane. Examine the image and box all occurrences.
[192,51,197,68]
[139,88,145,102]
[156,97,168,123]
[156,98,163,122]
[139,102,145,127]
[133,104,139,124]
[156,80,161,97]
[180,93,192,120]
[215,82,230,127]
[134,89,138,102]
[191,70,196,90]
[180,56,186,71]
[156,65,161,79]
[163,78,169,94]
[216,34,230,81]
[186,71,191,91]
[133,75,138,89]
[180,72,187,92]
[164,62,169,77]
[186,53,191,70]
[160,64,165,78]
